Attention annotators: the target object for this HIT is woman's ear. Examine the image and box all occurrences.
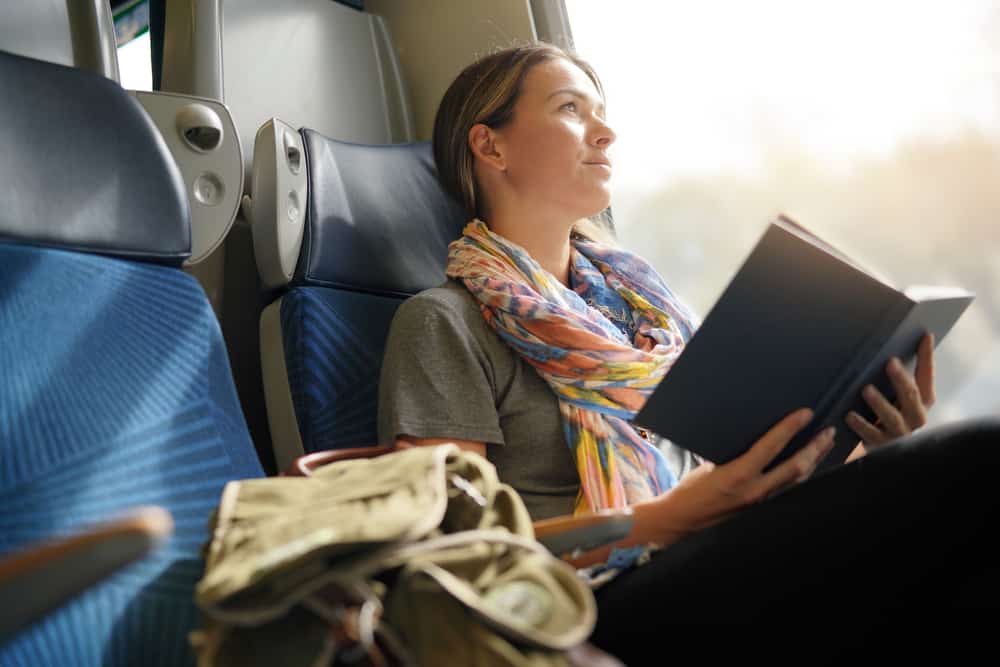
[468,123,506,173]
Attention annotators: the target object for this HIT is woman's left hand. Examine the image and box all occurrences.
[846,333,936,450]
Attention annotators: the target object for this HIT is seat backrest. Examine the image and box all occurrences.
[153,0,415,470]
[0,0,248,278]
[0,49,263,666]
[255,130,467,470]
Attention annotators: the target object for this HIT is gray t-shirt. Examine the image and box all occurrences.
[377,279,700,520]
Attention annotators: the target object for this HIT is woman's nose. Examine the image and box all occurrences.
[592,118,616,148]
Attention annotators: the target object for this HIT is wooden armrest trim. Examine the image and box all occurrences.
[532,508,634,538]
[0,506,173,642]
[285,445,396,477]
[0,507,172,582]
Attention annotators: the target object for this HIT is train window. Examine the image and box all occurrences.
[565,0,1000,424]
[117,31,152,91]
[115,0,152,91]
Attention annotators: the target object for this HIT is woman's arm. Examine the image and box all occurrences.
[395,435,486,457]
[564,408,837,567]
[399,409,836,569]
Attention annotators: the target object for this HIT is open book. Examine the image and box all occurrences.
[634,214,974,470]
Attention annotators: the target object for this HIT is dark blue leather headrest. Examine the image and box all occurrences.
[296,130,467,297]
[0,50,190,265]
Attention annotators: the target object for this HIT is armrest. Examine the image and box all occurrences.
[283,445,396,476]
[0,506,173,643]
[532,509,634,558]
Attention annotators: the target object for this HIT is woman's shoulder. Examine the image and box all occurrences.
[392,279,484,329]
[407,279,478,308]
[388,280,509,371]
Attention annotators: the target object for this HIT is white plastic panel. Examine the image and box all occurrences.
[529,0,575,50]
[160,0,223,100]
[365,0,537,140]
[220,0,414,182]
[259,298,305,471]
[0,2,74,67]
[244,119,308,289]
[0,0,118,80]
[130,90,244,266]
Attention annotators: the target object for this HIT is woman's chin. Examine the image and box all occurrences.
[556,185,612,220]
[583,192,613,217]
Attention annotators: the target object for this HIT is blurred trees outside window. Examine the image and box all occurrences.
[567,0,1000,423]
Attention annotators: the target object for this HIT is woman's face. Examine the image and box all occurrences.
[493,58,616,220]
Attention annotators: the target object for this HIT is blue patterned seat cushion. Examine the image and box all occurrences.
[0,244,263,666]
[280,286,405,453]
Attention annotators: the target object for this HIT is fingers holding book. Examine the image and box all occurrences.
[726,409,836,502]
[662,409,835,533]
[755,418,837,494]
[914,332,936,408]
[845,333,936,450]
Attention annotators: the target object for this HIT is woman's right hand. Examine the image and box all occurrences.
[658,408,836,538]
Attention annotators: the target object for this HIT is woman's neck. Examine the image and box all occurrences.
[483,206,575,287]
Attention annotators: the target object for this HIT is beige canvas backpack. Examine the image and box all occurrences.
[190,444,602,666]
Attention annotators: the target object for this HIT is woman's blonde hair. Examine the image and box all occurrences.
[432,42,616,244]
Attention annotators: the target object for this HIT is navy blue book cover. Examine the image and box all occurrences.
[634,215,974,470]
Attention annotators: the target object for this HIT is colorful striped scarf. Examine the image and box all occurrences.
[446,220,699,514]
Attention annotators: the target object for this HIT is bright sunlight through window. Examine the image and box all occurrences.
[117,30,152,91]
[566,0,1000,424]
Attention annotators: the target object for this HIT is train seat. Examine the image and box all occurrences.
[0,49,263,666]
[154,0,415,470]
[249,128,466,471]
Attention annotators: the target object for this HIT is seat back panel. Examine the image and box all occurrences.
[281,286,404,453]
[0,244,263,665]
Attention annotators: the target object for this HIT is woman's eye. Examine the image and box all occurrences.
[560,101,577,113]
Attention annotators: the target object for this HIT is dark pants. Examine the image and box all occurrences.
[591,417,1000,665]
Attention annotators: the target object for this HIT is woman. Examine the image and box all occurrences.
[377,42,999,662]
